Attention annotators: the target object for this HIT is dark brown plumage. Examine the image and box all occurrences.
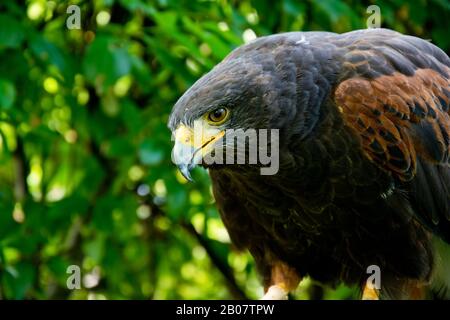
[169,29,450,299]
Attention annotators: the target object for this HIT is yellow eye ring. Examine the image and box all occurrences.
[207,107,229,125]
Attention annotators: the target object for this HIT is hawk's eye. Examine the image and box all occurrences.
[207,107,229,124]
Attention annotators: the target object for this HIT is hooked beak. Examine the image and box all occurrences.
[178,163,195,182]
[172,122,225,181]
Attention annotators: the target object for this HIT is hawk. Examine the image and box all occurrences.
[168,29,450,299]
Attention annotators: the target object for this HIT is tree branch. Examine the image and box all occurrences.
[181,221,248,300]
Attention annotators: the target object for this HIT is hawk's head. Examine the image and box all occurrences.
[168,40,300,180]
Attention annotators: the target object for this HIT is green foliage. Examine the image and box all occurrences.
[0,0,448,300]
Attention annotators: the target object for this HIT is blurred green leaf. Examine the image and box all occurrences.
[83,35,132,88]
[139,140,165,165]
[3,262,35,299]
[0,14,25,49]
[0,78,16,109]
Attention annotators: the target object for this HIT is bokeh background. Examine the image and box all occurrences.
[0,0,449,300]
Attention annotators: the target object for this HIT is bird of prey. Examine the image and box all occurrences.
[168,29,450,300]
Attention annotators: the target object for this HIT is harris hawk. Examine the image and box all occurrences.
[168,29,450,300]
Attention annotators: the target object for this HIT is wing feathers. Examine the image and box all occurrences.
[334,68,450,182]
[333,41,450,240]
